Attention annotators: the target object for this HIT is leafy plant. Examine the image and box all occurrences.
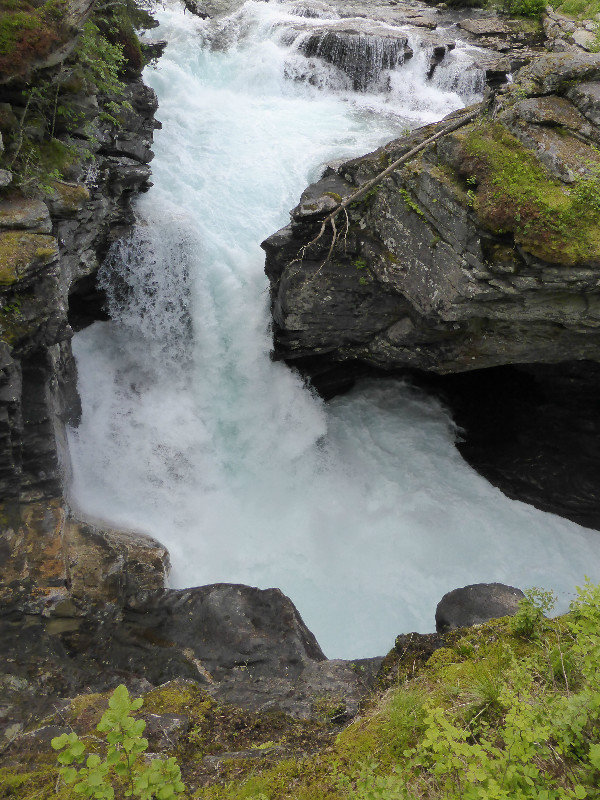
[510,587,556,639]
[504,0,547,17]
[51,685,186,800]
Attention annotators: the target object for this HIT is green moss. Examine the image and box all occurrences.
[459,122,600,265]
[0,0,70,79]
[0,231,57,285]
[0,293,30,344]
[143,681,215,723]
[68,690,111,727]
[0,766,66,800]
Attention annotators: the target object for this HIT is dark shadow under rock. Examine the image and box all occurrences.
[424,361,600,532]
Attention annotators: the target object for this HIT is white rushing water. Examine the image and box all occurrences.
[68,0,600,659]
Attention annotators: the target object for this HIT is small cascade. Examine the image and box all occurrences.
[296,27,412,92]
[429,47,487,105]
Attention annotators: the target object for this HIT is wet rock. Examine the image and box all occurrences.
[143,713,191,750]
[0,502,170,612]
[291,19,415,91]
[0,198,51,234]
[435,583,525,632]
[63,519,171,604]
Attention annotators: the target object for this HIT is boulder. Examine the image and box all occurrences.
[435,583,525,632]
[0,582,384,729]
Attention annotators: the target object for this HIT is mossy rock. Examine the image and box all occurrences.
[46,180,89,215]
[0,766,64,800]
[0,231,57,285]
[453,122,600,266]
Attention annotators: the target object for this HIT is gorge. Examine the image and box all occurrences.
[65,0,600,660]
[2,0,600,791]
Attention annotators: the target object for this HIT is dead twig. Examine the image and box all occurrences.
[296,103,484,271]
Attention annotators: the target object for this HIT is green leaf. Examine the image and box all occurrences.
[51,734,69,749]
[62,767,78,784]
[589,743,600,769]
[71,741,86,758]
[108,684,130,712]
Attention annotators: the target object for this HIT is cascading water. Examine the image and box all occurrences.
[68,0,600,659]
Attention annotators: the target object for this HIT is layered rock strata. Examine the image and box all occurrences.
[0,1,167,613]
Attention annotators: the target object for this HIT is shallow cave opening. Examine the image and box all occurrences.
[426,361,600,532]
[68,274,110,333]
[296,356,600,532]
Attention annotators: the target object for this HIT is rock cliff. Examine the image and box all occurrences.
[265,53,600,375]
[0,0,168,613]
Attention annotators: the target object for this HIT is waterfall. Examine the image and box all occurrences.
[67,0,600,659]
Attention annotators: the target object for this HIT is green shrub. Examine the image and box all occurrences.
[510,587,556,639]
[52,685,186,800]
[505,0,547,16]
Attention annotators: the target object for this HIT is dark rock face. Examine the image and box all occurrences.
[435,583,525,632]
[0,7,164,604]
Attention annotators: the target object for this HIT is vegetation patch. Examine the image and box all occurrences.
[4,584,600,799]
[0,0,141,195]
[0,0,71,80]
[551,0,600,19]
[455,122,600,265]
[0,230,56,284]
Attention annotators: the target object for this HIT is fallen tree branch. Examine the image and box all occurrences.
[297,103,485,269]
